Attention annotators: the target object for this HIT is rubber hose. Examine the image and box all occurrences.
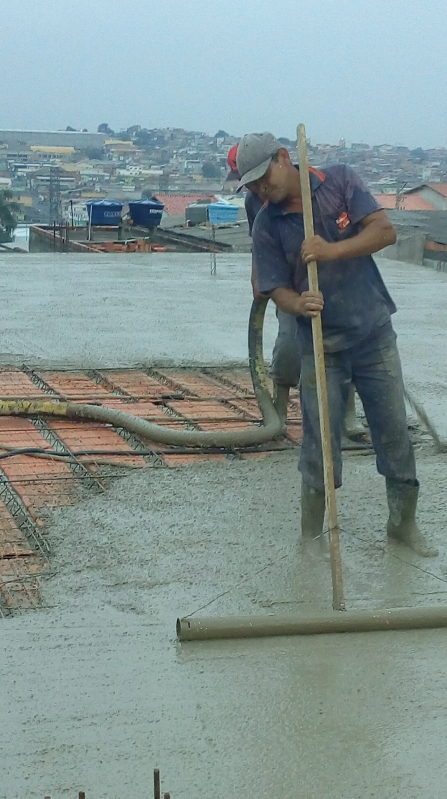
[0,299,282,448]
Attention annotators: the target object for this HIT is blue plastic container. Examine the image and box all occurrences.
[207,201,238,225]
[128,198,165,228]
[86,200,123,226]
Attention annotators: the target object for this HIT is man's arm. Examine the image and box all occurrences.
[251,254,269,300]
[301,210,396,263]
[252,207,323,317]
[271,286,324,318]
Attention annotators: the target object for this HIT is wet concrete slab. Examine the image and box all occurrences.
[1,449,447,798]
[0,252,446,439]
[0,252,278,370]
[0,252,446,797]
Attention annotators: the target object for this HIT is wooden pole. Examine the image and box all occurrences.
[296,124,345,611]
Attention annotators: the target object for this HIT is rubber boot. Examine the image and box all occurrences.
[344,385,366,439]
[273,383,290,433]
[386,479,438,558]
[301,481,328,556]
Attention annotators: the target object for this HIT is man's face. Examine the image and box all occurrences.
[246,150,290,203]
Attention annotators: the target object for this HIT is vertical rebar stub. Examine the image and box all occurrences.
[154,768,161,799]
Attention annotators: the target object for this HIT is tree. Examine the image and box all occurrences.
[127,125,141,137]
[66,125,76,132]
[134,129,154,146]
[98,123,114,136]
[278,137,292,145]
[202,161,221,179]
[0,190,20,236]
[83,147,104,160]
[214,130,229,138]
[114,131,131,141]
[410,147,426,163]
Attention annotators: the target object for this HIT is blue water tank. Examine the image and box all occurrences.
[207,201,239,225]
[128,198,165,228]
[86,199,123,226]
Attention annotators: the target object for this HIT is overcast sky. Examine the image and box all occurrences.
[3,0,446,148]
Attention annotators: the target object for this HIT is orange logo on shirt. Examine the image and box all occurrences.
[337,212,350,230]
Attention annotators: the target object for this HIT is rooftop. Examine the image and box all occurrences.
[375,193,436,211]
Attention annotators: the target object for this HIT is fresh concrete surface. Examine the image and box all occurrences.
[1,449,447,798]
[0,251,446,439]
[0,252,447,797]
[0,252,278,370]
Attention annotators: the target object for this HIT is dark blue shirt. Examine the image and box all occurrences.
[245,191,264,235]
[252,164,396,353]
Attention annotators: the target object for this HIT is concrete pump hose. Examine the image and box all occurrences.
[0,299,282,448]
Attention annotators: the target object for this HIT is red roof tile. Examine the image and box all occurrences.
[154,194,217,216]
[374,193,435,211]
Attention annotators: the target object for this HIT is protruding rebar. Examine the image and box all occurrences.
[154,769,161,799]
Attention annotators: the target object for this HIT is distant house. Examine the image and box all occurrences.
[408,183,447,211]
[374,193,435,211]
[154,193,217,216]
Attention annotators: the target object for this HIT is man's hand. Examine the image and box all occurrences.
[301,235,337,263]
[301,212,396,263]
[297,290,324,318]
[271,286,324,317]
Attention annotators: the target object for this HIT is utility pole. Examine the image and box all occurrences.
[48,166,61,224]
[395,181,407,210]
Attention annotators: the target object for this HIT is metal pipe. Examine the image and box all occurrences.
[177,607,447,641]
[0,301,282,448]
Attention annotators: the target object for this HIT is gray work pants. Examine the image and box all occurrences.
[298,322,416,492]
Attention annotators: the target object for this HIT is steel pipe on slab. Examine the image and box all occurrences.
[177,607,447,640]
[0,300,283,448]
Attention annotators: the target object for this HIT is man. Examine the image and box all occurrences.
[236,132,437,557]
[229,145,364,437]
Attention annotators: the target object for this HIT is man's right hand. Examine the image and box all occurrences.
[297,290,324,318]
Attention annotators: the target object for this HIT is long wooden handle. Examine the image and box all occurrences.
[297,124,345,611]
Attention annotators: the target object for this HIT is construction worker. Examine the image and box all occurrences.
[236,132,437,557]
[228,144,365,437]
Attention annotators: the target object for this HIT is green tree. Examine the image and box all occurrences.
[202,161,221,178]
[98,122,114,136]
[83,147,104,160]
[410,147,426,163]
[0,190,20,236]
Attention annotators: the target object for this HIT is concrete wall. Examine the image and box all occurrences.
[378,233,425,265]
[423,258,447,273]
[29,226,97,254]
[423,240,447,273]
[0,130,106,150]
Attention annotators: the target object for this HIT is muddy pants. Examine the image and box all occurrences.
[298,322,416,492]
[269,309,301,387]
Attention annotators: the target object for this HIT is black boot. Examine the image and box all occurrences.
[386,479,438,558]
[301,481,328,555]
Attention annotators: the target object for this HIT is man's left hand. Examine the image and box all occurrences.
[301,236,337,263]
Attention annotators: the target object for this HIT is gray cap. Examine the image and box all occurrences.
[236,132,282,190]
